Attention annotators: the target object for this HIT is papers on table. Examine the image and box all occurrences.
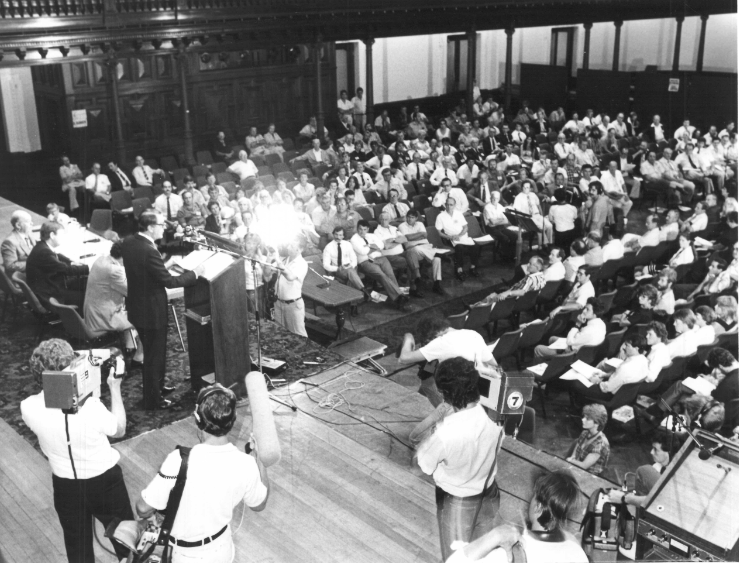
[604,357,624,369]
[433,248,452,255]
[473,234,494,243]
[176,249,215,271]
[678,206,692,212]
[693,237,713,247]
[612,405,634,423]
[173,249,234,281]
[526,363,548,376]
[682,376,716,396]
[561,359,601,387]
[452,236,475,246]
[547,337,569,350]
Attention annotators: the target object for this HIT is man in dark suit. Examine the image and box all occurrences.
[120,211,202,410]
[107,161,134,193]
[26,221,89,308]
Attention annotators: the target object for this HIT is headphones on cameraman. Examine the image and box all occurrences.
[193,384,237,435]
[697,399,722,422]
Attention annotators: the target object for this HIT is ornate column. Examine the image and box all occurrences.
[612,20,623,71]
[106,58,126,165]
[177,47,195,165]
[314,39,325,143]
[364,37,375,127]
[672,16,685,72]
[504,26,515,110]
[697,15,708,72]
[582,22,593,70]
[466,28,477,117]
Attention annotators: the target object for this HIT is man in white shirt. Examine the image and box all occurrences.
[21,339,134,562]
[350,221,407,309]
[365,146,394,176]
[574,140,598,168]
[352,162,374,193]
[432,178,469,213]
[674,143,713,195]
[272,240,309,337]
[543,247,566,281]
[85,162,113,205]
[600,161,633,217]
[562,113,585,136]
[153,181,183,224]
[373,168,406,201]
[640,151,679,204]
[550,265,595,317]
[382,188,410,220]
[435,197,480,280]
[457,156,480,186]
[666,308,699,359]
[536,298,606,357]
[602,231,625,262]
[406,152,430,183]
[578,333,649,397]
[610,113,629,138]
[681,201,709,233]
[132,155,163,188]
[531,153,551,184]
[430,160,460,187]
[322,226,365,292]
[648,114,666,143]
[398,210,444,295]
[311,193,337,242]
[352,87,366,129]
[227,150,259,180]
[624,214,661,251]
[673,119,696,141]
[553,134,573,163]
[292,137,332,169]
[658,148,696,203]
[374,212,411,277]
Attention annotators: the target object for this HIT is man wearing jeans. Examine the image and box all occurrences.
[416,357,504,562]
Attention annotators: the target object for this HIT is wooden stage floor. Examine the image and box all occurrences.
[0,362,614,563]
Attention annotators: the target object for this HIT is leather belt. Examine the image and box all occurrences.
[278,296,302,304]
[169,525,227,548]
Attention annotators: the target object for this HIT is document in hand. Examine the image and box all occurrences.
[560,360,600,387]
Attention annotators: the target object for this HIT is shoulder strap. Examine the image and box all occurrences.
[468,427,505,542]
[158,446,192,549]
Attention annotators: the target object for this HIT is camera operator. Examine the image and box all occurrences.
[135,382,269,563]
[20,339,134,563]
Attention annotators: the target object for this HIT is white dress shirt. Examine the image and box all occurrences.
[646,342,671,383]
[599,354,648,394]
[666,328,698,359]
[350,232,384,264]
[374,224,404,256]
[133,165,157,186]
[85,173,111,195]
[322,240,357,272]
[154,193,184,219]
[227,159,259,180]
[430,166,460,187]
[566,318,606,351]
[543,261,566,282]
[435,209,473,245]
[432,187,469,213]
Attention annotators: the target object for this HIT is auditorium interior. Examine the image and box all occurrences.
[0,0,738,561]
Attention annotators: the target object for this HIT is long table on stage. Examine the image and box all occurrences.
[302,258,365,340]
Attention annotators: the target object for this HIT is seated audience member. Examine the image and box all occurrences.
[550,265,596,318]
[180,176,207,207]
[644,321,672,383]
[59,155,85,213]
[548,190,578,250]
[675,256,734,303]
[435,197,481,281]
[430,160,460,188]
[583,232,604,266]
[47,203,71,226]
[213,130,235,163]
[153,181,183,225]
[653,267,677,316]
[204,200,224,234]
[311,192,337,241]
[543,247,566,281]
[2,210,36,273]
[482,191,517,254]
[26,221,89,308]
[565,404,610,475]
[600,160,634,218]
[473,256,546,311]
[606,430,681,508]
[327,197,359,241]
[322,226,365,292]
[612,284,659,328]
[667,233,695,269]
[659,148,696,204]
[227,150,259,181]
[623,214,662,252]
[177,190,208,227]
[398,210,444,295]
[563,240,587,284]
[365,146,394,176]
[713,295,738,335]
[132,155,164,188]
[245,126,267,156]
[572,333,649,399]
[85,162,112,206]
[382,189,410,221]
[373,168,406,201]
[666,308,698,359]
[107,161,134,193]
[292,172,316,202]
[263,123,285,158]
[298,117,329,143]
[399,316,498,407]
[536,297,606,357]
[83,242,143,362]
[646,347,737,437]
[513,180,553,248]
[660,209,680,242]
[602,230,625,263]
[694,305,717,347]
[675,142,712,196]
[585,181,614,236]
[374,212,413,281]
[681,201,708,233]
[446,469,588,563]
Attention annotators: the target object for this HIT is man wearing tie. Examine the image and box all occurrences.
[322,226,365,292]
[466,175,492,212]
[382,189,410,220]
[2,210,35,273]
[85,162,113,207]
[429,160,460,188]
[107,161,134,193]
[406,153,429,184]
[432,178,469,213]
[132,155,164,188]
[153,181,183,229]
[120,212,203,410]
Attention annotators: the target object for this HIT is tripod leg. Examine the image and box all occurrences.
[170,304,185,351]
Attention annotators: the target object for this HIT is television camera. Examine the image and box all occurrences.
[42,348,124,413]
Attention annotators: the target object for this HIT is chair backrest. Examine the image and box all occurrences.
[89,209,113,234]
[404,182,417,199]
[216,172,236,185]
[540,351,578,383]
[425,206,442,227]
[211,162,228,175]
[221,181,237,196]
[259,174,276,188]
[465,305,492,331]
[193,164,210,178]
[512,289,540,313]
[597,290,617,315]
[413,194,431,212]
[717,330,739,357]
[277,171,296,183]
[576,339,606,366]
[12,271,48,314]
[604,328,627,359]
[283,150,299,163]
[264,153,282,167]
[251,154,266,167]
[172,168,190,184]
[132,197,152,219]
[0,265,22,298]
[144,158,159,170]
[493,328,523,363]
[257,165,272,177]
[597,259,621,283]
[612,282,637,311]
[356,207,374,222]
[195,150,214,165]
[241,177,258,191]
[160,155,179,172]
[447,311,467,330]
[536,280,562,304]
[662,355,688,386]
[286,180,299,192]
[133,186,154,201]
[373,204,387,222]
[282,137,295,151]
[272,162,291,175]
[489,296,517,321]
[465,215,485,238]
[312,163,330,178]
[425,226,447,249]
[109,190,133,213]
[518,319,551,349]
[48,297,95,341]
[602,381,642,410]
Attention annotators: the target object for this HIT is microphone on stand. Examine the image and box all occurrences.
[659,399,715,461]
[698,444,725,461]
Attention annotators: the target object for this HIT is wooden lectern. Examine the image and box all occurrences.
[183,253,251,394]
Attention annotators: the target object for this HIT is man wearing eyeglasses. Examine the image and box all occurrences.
[120,212,205,410]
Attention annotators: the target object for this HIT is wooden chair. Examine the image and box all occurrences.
[492,327,523,367]
[0,265,23,321]
[12,272,61,341]
[48,297,121,347]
